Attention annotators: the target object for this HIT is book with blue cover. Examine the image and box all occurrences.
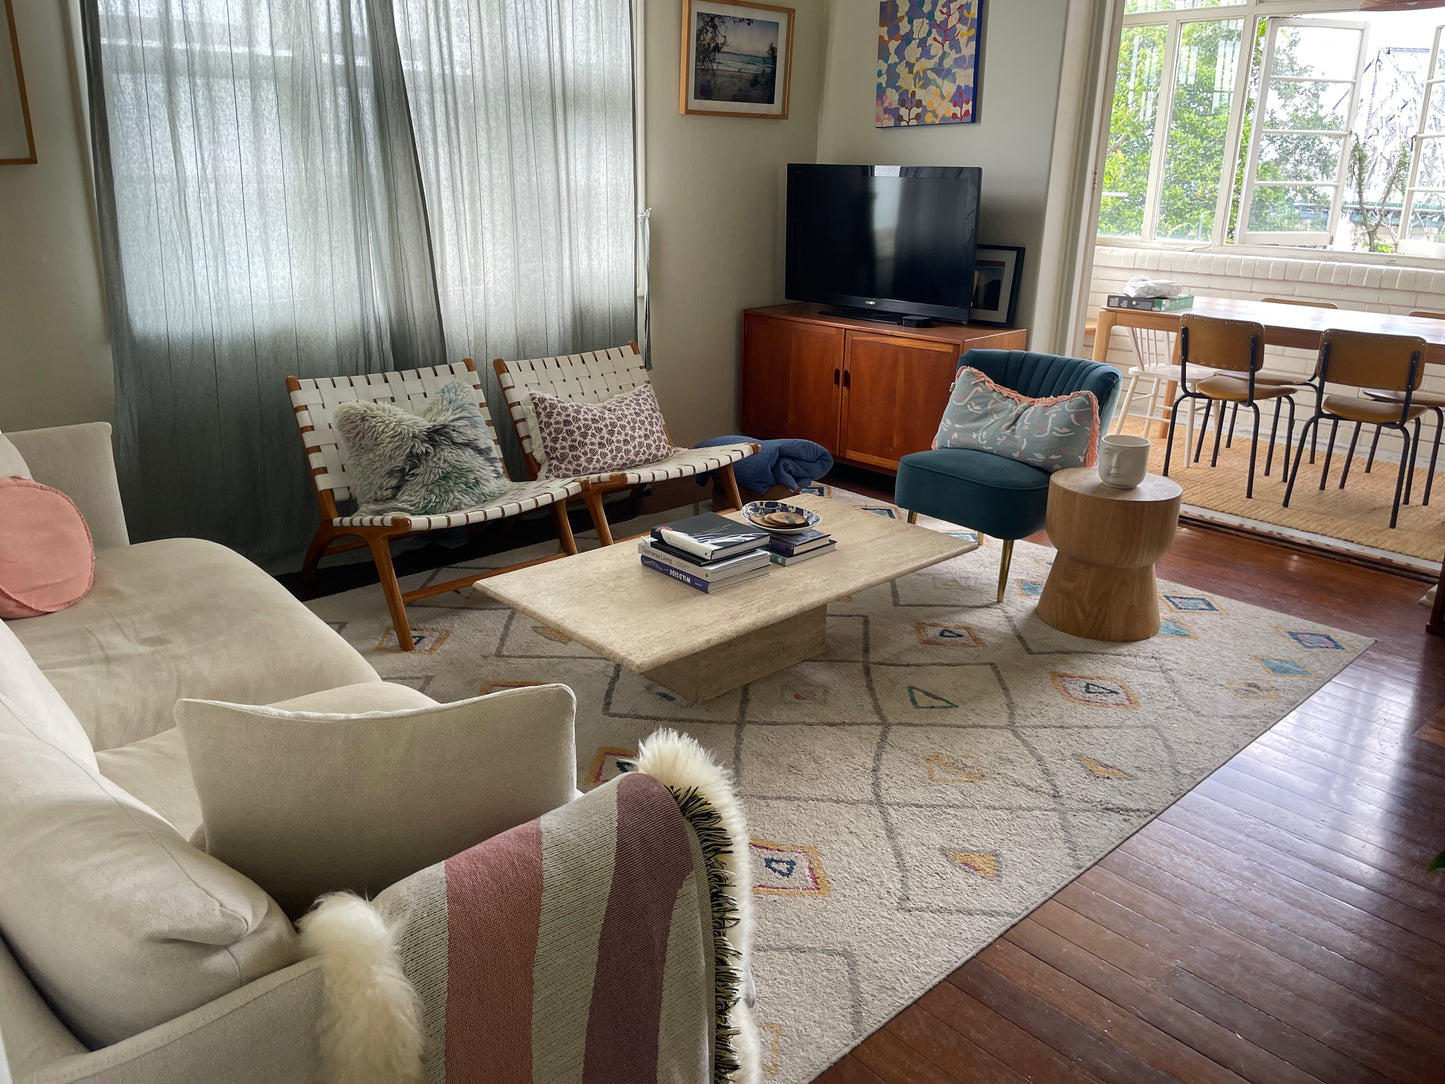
[768,528,832,557]
[637,540,770,581]
[639,554,770,593]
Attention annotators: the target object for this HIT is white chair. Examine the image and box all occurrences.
[286,360,582,650]
[493,342,757,544]
[1109,327,1210,460]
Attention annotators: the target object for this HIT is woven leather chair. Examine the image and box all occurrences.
[286,360,582,650]
[895,349,1120,603]
[493,342,756,544]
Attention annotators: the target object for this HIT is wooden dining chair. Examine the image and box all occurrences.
[286,360,583,650]
[1164,315,1300,499]
[1359,310,1445,507]
[1282,329,1429,529]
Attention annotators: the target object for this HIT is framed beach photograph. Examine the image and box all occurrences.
[0,0,36,164]
[680,0,793,119]
[970,245,1024,327]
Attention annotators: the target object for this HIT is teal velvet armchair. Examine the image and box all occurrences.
[895,349,1121,602]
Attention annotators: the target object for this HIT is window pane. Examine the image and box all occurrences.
[1249,184,1334,233]
[1271,25,1364,82]
[1428,83,1445,134]
[1157,19,1243,241]
[1405,190,1445,243]
[1417,136,1445,189]
[1100,24,1167,238]
[1257,132,1344,183]
[1263,80,1351,132]
[1124,0,1242,13]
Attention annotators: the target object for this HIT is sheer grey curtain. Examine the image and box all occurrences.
[83,0,446,568]
[392,0,637,472]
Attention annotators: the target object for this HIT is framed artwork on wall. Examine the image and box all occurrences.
[0,0,35,164]
[971,245,1024,328]
[877,0,982,128]
[680,0,794,119]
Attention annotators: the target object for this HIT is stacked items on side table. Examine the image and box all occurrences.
[638,512,773,593]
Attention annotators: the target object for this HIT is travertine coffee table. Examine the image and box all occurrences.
[475,495,974,701]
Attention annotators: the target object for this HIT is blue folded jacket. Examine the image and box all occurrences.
[695,435,834,492]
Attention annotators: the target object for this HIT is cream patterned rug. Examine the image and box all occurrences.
[307,486,1371,1084]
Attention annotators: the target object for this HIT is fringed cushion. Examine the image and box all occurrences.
[933,366,1101,472]
[332,380,511,516]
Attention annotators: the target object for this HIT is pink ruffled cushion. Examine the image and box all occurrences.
[0,478,95,620]
[530,384,675,478]
[931,367,1101,471]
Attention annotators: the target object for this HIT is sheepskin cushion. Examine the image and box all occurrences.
[530,384,674,479]
[332,380,511,516]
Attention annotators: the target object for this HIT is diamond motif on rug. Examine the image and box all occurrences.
[916,622,984,647]
[1280,629,1348,650]
[752,839,831,897]
[1227,678,1281,700]
[1255,656,1315,677]
[1161,593,1225,613]
[375,627,451,654]
[908,686,959,710]
[946,851,999,878]
[1079,755,1135,780]
[925,754,983,784]
[1156,617,1193,638]
[585,746,637,787]
[1050,672,1140,709]
[1017,580,1045,597]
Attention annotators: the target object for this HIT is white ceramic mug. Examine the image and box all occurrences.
[1098,434,1151,489]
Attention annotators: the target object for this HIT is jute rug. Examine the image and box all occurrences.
[1119,415,1445,561]
[308,486,1371,1083]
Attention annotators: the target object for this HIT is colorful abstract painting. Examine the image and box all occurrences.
[877,0,980,128]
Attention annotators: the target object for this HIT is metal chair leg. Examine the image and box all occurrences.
[906,510,919,524]
[1283,416,1319,509]
[1210,396,1227,467]
[1244,402,1262,499]
[1404,416,1422,507]
[1338,421,1362,490]
[1424,408,1443,507]
[1226,402,1239,449]
[1319,417,1340,490]
[1365,424,1382,473]
[1264,398,1282,477]
[1194,399,1213,463]
[1390,424,1411,528]
[1162,398,1182,478]
[997,538,1014,604]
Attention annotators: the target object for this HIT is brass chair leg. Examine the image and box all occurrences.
[997,538,1014,604]
[906,510,919,524]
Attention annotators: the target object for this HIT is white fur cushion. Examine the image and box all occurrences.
[176,684,578,917]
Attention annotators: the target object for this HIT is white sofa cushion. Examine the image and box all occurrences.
[0,691,297,1048]
[0,428,30,479]
[94,682,440,844]
[176,684,578,917]
[9,537,381,751]
[1,617,95,769]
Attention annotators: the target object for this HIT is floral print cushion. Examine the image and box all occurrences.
[530,384,675,479]
[932,367,1100,472]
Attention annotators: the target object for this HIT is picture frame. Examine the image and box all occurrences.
[970,245,1024,327]
[877,0,984,128]
[680,0,793,119]
[0,0,36,165]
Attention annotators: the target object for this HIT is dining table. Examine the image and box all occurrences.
[1090,296,1445,635]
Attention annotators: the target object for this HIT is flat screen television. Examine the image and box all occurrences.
[785,163,981,323]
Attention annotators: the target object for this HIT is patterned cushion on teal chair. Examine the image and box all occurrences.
[933,367,1101,471]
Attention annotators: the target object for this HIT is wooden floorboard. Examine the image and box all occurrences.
[813,467,1445,1084]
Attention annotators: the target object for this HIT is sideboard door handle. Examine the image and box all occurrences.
[842,370,851,389]
[833,368,841,385]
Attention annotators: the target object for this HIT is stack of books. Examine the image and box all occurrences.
[1106,293,1195,312]
[638,512,773,593]
[767,527,837,566]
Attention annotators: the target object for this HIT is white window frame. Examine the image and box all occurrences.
[1237,16,1369,246]
[1400,25,1445,247]
[1107,0,1445,263]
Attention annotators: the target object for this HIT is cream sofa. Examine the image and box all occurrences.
[0,424,735,1084]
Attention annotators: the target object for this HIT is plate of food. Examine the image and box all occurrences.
[742,500,821,534]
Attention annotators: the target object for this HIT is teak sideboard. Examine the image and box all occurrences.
[739,303,1028,473]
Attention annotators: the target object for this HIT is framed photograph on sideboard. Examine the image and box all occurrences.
[0,0,36,164]
[971,245,1023,327]
[680,0,793,118]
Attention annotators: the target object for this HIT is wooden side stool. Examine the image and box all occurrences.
[1036,468,1182,642]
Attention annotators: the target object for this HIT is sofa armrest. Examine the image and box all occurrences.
[26,960,322,1084]
[4,424,129,549]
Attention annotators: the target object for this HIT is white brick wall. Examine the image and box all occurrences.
[1087,246,1445,461]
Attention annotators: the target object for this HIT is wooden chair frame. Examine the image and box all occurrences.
[286,359,581,650]
[492,342,756,545]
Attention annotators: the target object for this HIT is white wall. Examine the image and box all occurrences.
[815,0,1069,343]
[642,0,829,443]
[0,0,112,433]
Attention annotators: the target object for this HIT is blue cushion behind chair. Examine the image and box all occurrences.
[895,350,1122,542]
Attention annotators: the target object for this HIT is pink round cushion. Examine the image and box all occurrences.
[0,477,95,620]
